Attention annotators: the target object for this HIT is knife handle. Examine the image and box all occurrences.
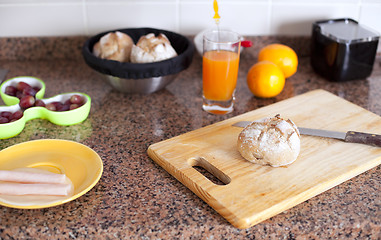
[345,131,381,147]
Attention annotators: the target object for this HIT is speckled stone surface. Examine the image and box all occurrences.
[0,35,380,239]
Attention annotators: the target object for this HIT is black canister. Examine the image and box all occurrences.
[311,18,379,82]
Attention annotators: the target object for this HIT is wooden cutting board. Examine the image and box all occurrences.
[147,89,381,229]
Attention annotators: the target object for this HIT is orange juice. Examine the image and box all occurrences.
[203,50,240,101]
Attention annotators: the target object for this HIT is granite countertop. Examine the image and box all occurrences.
[0,36,380,239]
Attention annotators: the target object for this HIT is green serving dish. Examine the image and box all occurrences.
[0,76,91,139]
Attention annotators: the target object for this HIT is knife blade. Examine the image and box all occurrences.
[232,121,381,147]
[0,69,9,84]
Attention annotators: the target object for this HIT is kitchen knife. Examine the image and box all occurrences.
[0,69,9,84]
[232,121,381,147]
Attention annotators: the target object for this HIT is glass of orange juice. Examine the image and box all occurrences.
[202,30,241,114]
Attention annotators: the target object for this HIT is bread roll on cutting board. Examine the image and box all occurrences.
[237,114,300,167]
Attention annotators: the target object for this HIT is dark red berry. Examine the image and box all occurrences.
[16,91,24,99]
[10,110,23,121]
[70,94,84,105]
[64,99,72,107]
[0,111,11,118]
[22,87,37,97]
[4,86,17,96]
[16,81,31,91]
[45,103,57,111]
[35,99,46,107]
[0,116,9,124]
[19,95,35,109]
[33,87,41,93]
[69,104,80,110]
[56,102,69,111]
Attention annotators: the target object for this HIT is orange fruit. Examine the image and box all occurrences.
[246,61,285,98]
[258,43,298,78]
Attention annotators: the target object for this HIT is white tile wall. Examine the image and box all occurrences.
[179,0,270,36]
[0,0,380,39]
[271,1,360,35]
[86,2,178,35]
[0,2,85,37]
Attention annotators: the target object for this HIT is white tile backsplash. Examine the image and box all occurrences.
[359,1,381,35]
[86,2,178,36]
[0,0,380,41]
[0,4,84,37]
[180,1,269,36]
[270,2,360,35]
[272,0,360,3]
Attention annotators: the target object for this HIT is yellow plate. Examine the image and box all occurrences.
[0,139,103,209]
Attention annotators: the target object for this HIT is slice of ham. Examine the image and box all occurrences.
[0,183,72,196]
[0,170,66,184]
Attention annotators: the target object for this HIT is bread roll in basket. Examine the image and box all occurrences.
[82,28,194,93]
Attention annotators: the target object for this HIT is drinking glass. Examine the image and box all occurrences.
[202,30,241,114]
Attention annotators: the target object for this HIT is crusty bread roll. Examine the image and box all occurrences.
[237,114,300,167]
[130,33,177,63]
[93,31,134,62]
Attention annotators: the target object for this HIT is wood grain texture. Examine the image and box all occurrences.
[147,90,381,229]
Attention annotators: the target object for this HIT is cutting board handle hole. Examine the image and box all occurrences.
[189,157,231,186]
